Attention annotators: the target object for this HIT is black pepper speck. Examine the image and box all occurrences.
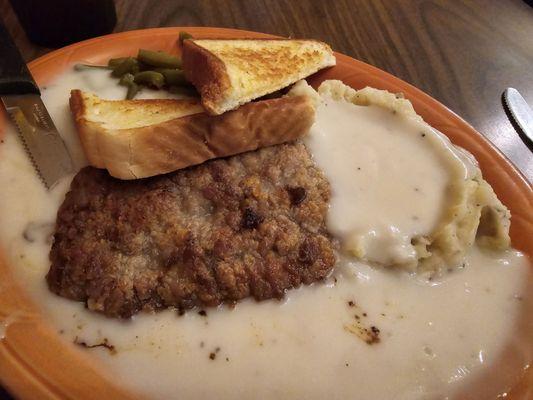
[241,207,263,229]
[286,186,307,206]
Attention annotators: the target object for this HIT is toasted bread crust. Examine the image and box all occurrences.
[70,90,103,167]
[182,40,231,115]
[182,38,335,115]
[69,90,316,180]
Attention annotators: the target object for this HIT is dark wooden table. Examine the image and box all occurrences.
[0,0,532,398]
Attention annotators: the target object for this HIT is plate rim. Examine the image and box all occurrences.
[0,26,531,399]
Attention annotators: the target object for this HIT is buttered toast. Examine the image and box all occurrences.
[182,39,335,115]
[70,89,315,180]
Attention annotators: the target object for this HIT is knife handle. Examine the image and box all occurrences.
[0,19,40,96]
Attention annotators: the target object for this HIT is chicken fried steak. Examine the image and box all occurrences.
[47,143,336,318]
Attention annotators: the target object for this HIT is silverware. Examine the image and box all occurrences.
[502,88,533,148]
[0,20,73,189]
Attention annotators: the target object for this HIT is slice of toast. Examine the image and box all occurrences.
[69,89,315,180]
[182,39,335,115]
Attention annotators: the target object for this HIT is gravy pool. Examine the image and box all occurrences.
[0,68,530,399]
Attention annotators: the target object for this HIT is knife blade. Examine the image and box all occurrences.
[0,20,73,189]
[502,87,533,147]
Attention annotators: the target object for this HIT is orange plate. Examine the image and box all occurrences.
[0,27,531,399]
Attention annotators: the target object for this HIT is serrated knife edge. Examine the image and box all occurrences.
[1,95,74,189]
[5,105,48,187]
[0,20,74,189]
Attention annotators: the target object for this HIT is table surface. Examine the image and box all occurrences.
[0,0,532,398]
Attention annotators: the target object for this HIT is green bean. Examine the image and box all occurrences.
[118,73,139,99]
[111,57,140,77]
[126,83,140,100]
[74,63,110,71]
[178,31,193,45]
[137,60,153,72]
[108,57,129,68]
[119,73,135,86]
[168,85,199,98]
[156,68,188,86]
[138,49,182,69]
[134,71,165,89]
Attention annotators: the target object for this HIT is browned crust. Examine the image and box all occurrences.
[70,89,202,115]
[69,90,103,167]
[47,142,336,318]
[185,37,332,45]
[182,39,231,115]
[182,38,334,115]
[69,89,85,118]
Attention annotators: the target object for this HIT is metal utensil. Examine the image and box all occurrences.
[502,88,533,148]
[0,20,73,189]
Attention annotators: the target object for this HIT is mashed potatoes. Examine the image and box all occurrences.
[291,80,510,273]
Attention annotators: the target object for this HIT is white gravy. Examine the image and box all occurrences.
[0,68,530,399]
[306,96,471,266]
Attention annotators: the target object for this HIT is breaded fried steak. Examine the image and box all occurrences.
[47,143,336,318]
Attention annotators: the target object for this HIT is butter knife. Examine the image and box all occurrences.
[0,21,74,189]
[502,88,533,148]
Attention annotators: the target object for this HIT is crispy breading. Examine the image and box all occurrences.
[47,143,336,318]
